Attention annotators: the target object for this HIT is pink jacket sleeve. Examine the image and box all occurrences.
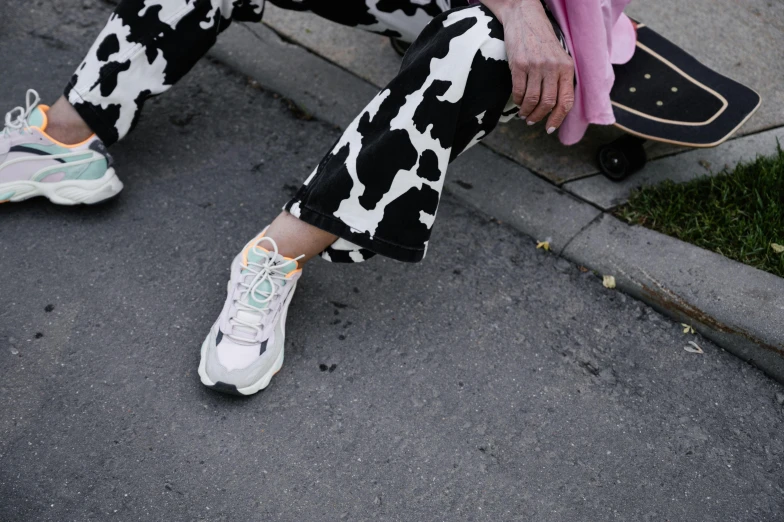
[543,0,636,144]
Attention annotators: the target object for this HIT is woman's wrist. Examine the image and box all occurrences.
[481,0,544,24]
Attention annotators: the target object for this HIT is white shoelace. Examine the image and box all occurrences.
[3,89,40,137]
[228,235,304,344]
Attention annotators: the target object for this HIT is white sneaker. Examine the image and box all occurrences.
[199,228,303,396]
[0,89,122,205]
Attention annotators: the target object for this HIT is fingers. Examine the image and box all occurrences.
[545,72,575,133]
[511,69,528,108]
[517,73,541,119]
[525,72,558,126]
[511,51,575,132]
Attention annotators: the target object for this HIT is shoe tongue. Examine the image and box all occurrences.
[27,107,47,129]
[241,244,297,310]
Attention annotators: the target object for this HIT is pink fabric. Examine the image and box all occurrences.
[544,0,636,144]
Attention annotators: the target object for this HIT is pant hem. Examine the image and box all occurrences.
[64,84,118,146]
[291,202,426,263]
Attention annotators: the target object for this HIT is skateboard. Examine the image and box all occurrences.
[598,23,761,181]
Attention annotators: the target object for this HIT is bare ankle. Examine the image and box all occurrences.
[45,97,94,145]
[265,211,338,263]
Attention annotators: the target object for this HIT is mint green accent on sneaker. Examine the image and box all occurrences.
[0,191,15,201]
[243,247,298,310]
[73,157,109,180]
[245,247,298,276]
[60,153,98,181]
[27,107,46,129]
[30,153,95,182]
[248,286,272,310]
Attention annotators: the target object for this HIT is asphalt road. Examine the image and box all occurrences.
[1,2,783,520]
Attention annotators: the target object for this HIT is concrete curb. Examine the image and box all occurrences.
[210,23,784,383]
[564,215,784,382]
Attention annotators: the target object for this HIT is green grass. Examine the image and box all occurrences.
[616,144,784,278]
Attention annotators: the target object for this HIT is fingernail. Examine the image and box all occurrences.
[527,120,536,126]
[547,126,556,134]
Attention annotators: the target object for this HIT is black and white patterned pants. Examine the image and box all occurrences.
[66,0,567,263]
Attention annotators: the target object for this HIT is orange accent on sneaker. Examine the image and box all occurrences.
[242,229,269,267]
[31,105,96,149]
[241,228,301,273]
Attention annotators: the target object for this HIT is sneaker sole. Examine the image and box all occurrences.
[0,168,123,205]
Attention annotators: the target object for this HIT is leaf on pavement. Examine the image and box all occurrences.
[682,323,695,334]
[683,341,704,354]
[602,275,616,289]
[536,241,550,251]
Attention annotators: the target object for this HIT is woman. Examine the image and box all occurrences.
[0,0,634,395]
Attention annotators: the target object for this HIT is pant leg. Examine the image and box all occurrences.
[285,5,521,264]
[65,0,265,145]
[267,0,467,42]
[67,0,464,146]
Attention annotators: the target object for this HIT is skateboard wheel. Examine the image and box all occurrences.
[390,37,411,57]
[597,135,647,182]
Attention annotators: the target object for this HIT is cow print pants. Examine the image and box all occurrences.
[66,0,567,264]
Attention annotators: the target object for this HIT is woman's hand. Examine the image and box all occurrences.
[482,0,575,134]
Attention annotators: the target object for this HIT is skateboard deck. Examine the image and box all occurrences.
[609,24,761,148]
